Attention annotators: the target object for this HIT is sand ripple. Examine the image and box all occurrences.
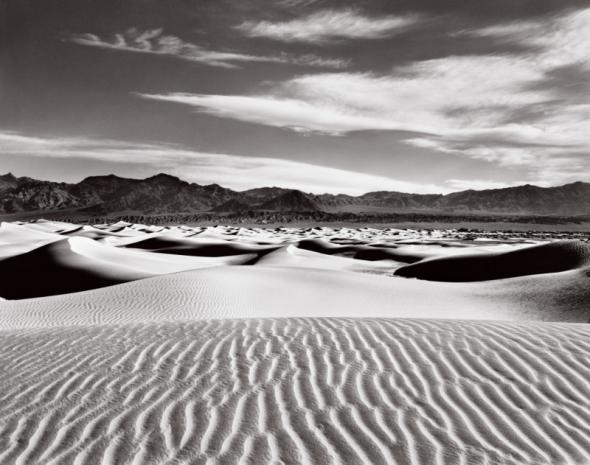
[1,318,590,465]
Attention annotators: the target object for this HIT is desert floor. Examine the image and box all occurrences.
[0,220,589,464]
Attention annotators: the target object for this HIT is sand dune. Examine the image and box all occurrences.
[0,238,149,299]
[1,261,589,329]
[65,236,255,274]
[297,237,530,264]
[19,219,81,235]
[1,318,590,465]
[1,220,590,464]
[123,234,280,257]
[0,222,63,258]
[0,221,587,308]
[255,245,401,273]
[396,240,590,281]
[63,224,142,241]
[0,236,255,299]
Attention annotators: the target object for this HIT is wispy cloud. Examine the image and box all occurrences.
[144,7,590,186]
[236,9,421,43]
[467,8,590,71]
[0,132,444,194]
[69,28,349,69]
[138,60,548,137]
[138,92,398,135]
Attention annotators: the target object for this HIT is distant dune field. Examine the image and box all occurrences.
[0,220,589,464]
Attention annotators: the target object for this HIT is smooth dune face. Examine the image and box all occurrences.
[0,223,64,259]
[255,245,401,274]
[395,241,590,282]
[1,264,589,330]
[0,238,251,300]
[21,220,82,235]
[1,220,590,464]
[1,318,590,465]
[65,236,256,274]
[0,238,149,299]
[0,234,258,299]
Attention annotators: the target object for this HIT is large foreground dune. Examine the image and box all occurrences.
[0,221,589,464]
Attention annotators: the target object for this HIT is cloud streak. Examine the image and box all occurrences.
[236,8,421,43]
[143,7,590,186]
[468,8,590,71]
[69,28,349,69]
[0,132,444,194]
[138,92,399,135]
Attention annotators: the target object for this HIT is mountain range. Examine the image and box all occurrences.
[1,172,590,217]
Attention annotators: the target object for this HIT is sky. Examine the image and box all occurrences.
[1,0,589,194]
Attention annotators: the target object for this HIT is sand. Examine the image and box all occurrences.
[0,223,64,259]
[2,319,590,465]
[395,240,590,281]
[0,220,589,464]
[0,236,256,299]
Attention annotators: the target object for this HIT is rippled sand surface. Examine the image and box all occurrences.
[0,220,589,464]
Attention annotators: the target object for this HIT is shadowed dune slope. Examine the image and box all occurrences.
[124,235,280,257]
[1,264,589,328]
[1,318,590,465]
[395,240,590,282]
[0,237,255,299]
[0,239,149,299]
[296,238,500,263]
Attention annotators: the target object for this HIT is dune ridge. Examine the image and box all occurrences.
[0,234,257,299]
[0,223,63,259]
[396,241,590,282]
